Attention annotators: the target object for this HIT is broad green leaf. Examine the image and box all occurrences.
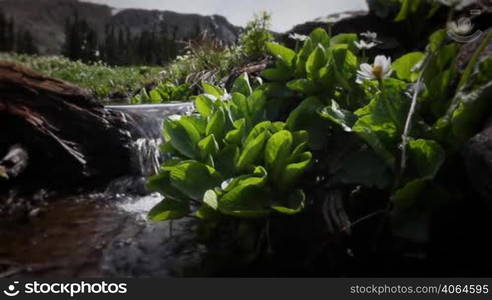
[309,28,331,48]
[286,96,328,150]
[247,90,267,122]
[148,199,190,221]
[394,0,422,22]
[163,117,201,159]
[225,118,246,145]
[295,39,314,77]
[330,33,358,52]
[244,121,272,145]
[217,167,269,217]
[149,89,162,103]
[286,79,320,94]
[261,66,293,82]
[408,139,445,179]
[147,170,191,201]
[198,134,219,158]
[168,161,222,201]
[203,189,219,210]
[195,94,215,117]
[232,73,253,96]
[272,190,306,215]
[451,81,492,144]
[320,100,358,132]
[202,83,224,97]
[428,29,447,52]
[265,130,293,180]
[392,139,445,209]
[206,108,227,141]
[352,120,396,167]
[214,146,239,178]
[280,152,312,188]
[292,130,309,146]
[352,79,410,166]
[330,44,358,86]
[266,42,296,67]
[236,131,269,170]
[220,167,268,193]
[218,182,270,218]
[306,45,326,80]
[392,52,424,82]
[393,179,427,209]
[231,92,249,119]
[195,204,221,220]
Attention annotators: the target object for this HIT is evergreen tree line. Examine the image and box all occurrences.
[63,15,179,66]
[0,10,38,54]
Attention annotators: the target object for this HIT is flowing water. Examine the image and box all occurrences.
[0,102,207,278]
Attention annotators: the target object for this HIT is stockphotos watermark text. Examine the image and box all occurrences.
[2,281,127,297]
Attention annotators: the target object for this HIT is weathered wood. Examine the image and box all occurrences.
[0,62,139,192]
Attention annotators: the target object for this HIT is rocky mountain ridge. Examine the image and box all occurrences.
[0,0,240,54]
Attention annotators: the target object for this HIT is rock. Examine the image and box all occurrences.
[0,62,141,193]
[465,118,492,203]
[283,11,409,57]
[366,0,401,19]
[0,144,28,180]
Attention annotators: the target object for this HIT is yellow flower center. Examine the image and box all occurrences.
[372,64,383,78]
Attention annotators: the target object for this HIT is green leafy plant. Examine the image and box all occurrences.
[132,82,192,104]
[0,52,164,99]
[258,24,492,241]
[148,74,312,221]
[146,7,492,248]
[239,12,274,59]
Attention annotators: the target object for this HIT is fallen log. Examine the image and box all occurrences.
[0,62,140,193]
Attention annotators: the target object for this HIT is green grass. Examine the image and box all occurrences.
[0,52,165,100]
[0,13,274,102]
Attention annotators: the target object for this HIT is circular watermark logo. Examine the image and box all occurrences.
[447,5,487,43]
[3,281,20,297]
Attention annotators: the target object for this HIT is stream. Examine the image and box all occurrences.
[0,102,209,278]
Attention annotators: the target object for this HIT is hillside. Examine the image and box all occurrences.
[0,0,240,54]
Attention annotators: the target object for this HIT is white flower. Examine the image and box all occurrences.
[354,40,377,50]
[288,33,308,42]
[357,55,393,82]
[360,31,378,41]
[447,17,474,35]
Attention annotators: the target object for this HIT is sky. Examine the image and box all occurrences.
[85,0,368,32]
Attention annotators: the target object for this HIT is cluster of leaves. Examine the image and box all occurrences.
[156,12,274,89]
[239,12,274,59]
[131,82,192,104]
[148,74,312,220]
[0,52,163,99]
[149,23,492,246]
[262,26,492,241]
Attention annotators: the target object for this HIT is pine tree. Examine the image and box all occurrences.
[0,10,7,52]
[62,15,99,62]
[16,30,38,54]
[6,17,15,51]
[103,24,117,65]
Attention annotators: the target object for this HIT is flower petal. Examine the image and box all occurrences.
[360,63,372,73]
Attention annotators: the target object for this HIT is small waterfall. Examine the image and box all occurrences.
[132,138,161,177]
[104,102,194,194]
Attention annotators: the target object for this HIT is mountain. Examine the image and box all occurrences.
[0,0,241,55]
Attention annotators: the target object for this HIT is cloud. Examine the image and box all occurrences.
[84,0,367,32]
